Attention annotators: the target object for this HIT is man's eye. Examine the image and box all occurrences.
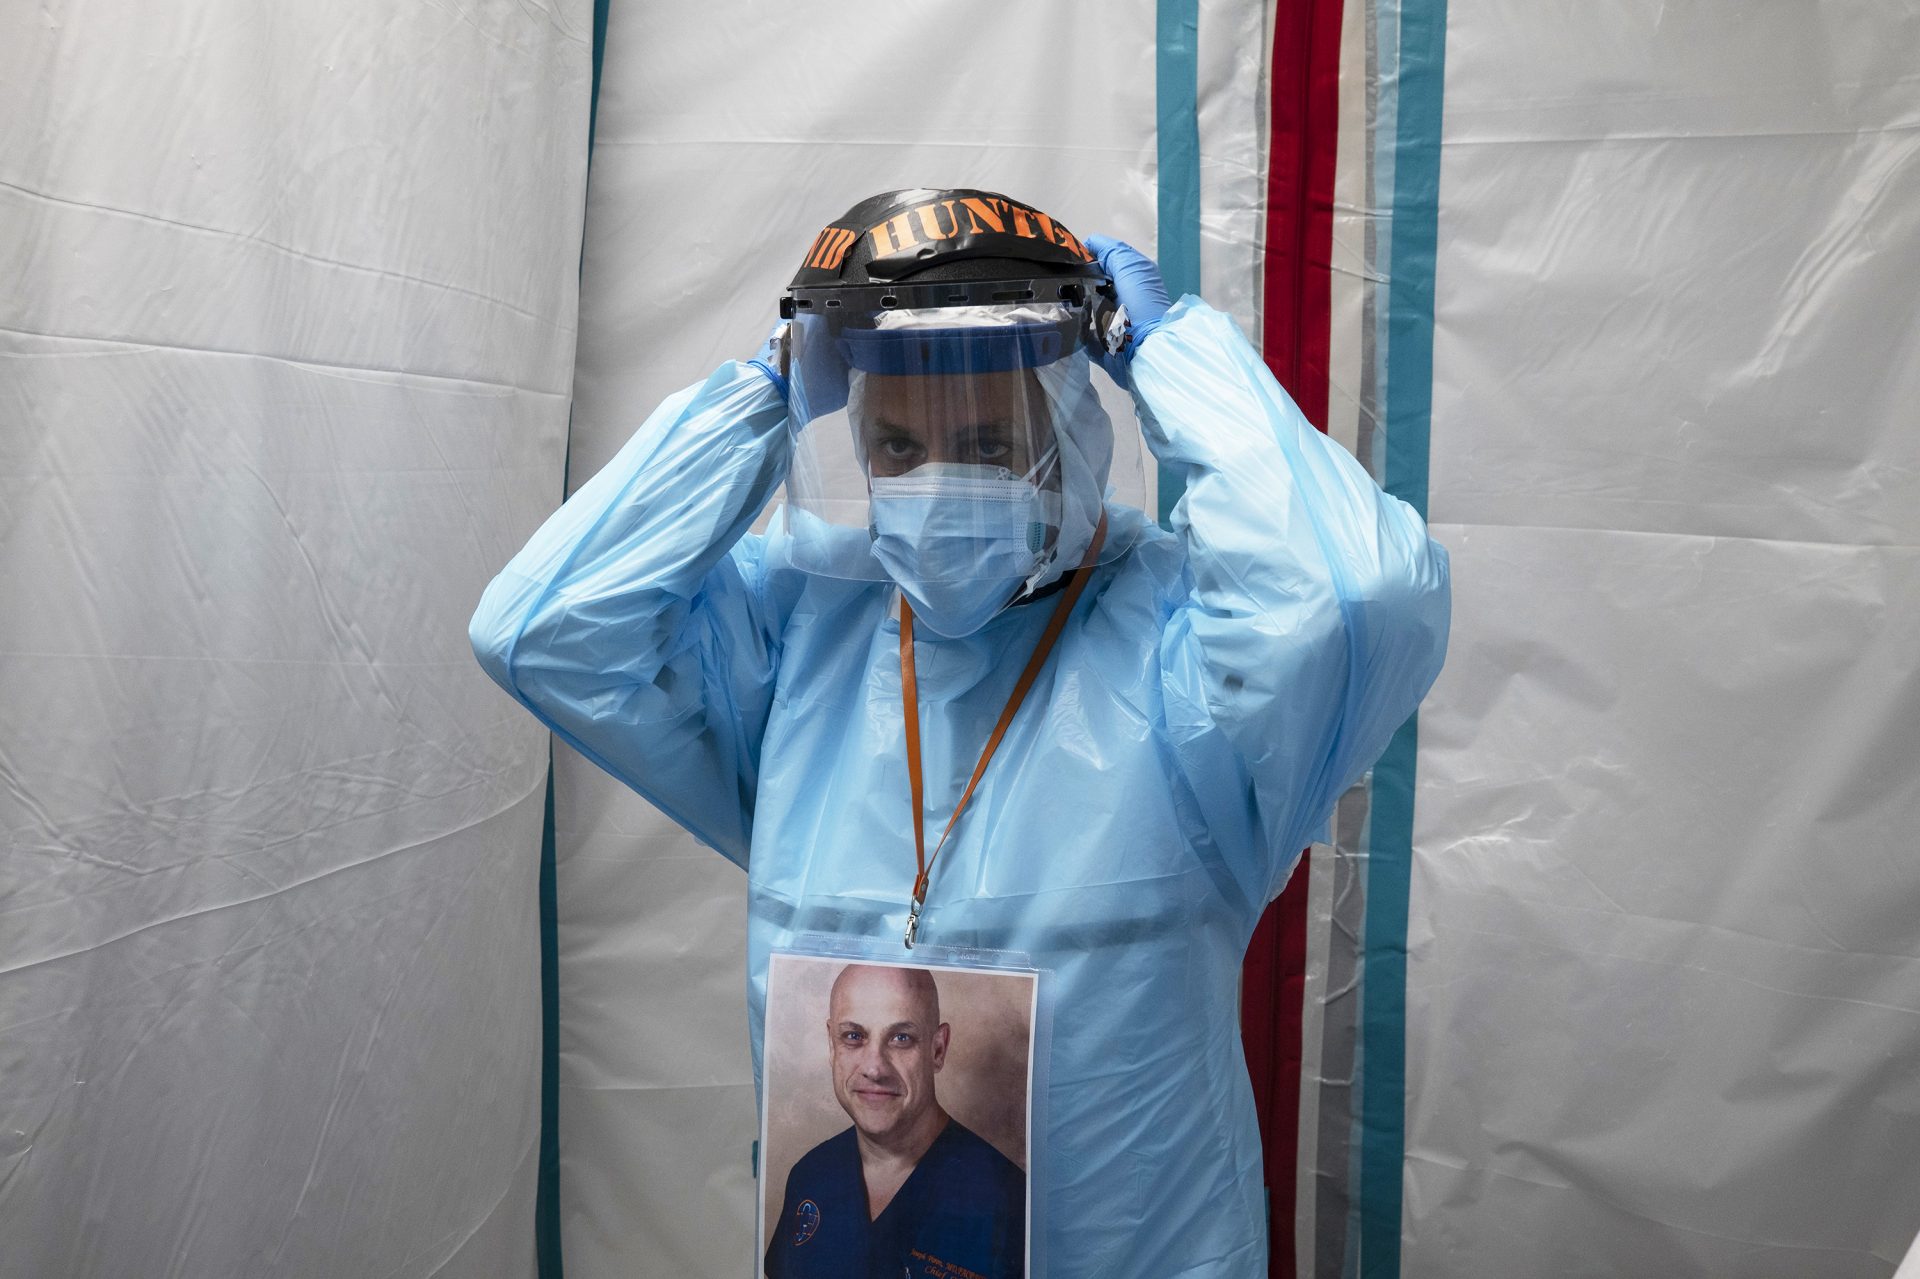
[878,437,922,460]
[840,1031,866,1045]
[889,1033,915,1046]
[971,437,1013,462]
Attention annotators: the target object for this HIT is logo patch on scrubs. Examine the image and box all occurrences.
[791,1198,820,1246]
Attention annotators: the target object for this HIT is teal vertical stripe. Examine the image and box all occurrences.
[538,4,613,1277]
[586,0,613,153]
[535,764,563,1279]
[1155,0,1201,528]
[1356,0,1446,1276]
[1356,718,1416,1279]
[1379,0,1442,525]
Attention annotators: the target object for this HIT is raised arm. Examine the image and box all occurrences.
[469,358,791,867]
[1090,237,1450,906]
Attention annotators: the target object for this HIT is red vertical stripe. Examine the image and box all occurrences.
[1261,1,1342,429]
[1243,1,1345,1277]
[1243,853,1315,1277]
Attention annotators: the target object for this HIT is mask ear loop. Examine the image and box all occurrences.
[1019,443,1062,489]
[1014,359,1066,581]
[1014,439,1067,591]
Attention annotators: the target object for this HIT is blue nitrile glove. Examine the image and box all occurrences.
[1087,235,1173,382]
[747,321,789,401]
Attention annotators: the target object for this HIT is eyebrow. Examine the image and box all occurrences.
[834,1020,920,1032]
[866,418,1013,436]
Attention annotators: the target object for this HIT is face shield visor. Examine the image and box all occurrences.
[775,283,1141,633]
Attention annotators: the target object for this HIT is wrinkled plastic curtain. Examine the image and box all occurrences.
[556,4,1265,1275]
[1,3,593,1276]
[1404,2,1920,1276]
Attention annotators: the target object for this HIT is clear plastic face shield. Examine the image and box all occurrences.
[775,281,1145,636]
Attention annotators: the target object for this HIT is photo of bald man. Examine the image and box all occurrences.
[761,957,1034,1279]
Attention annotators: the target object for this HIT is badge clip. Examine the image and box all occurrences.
[904,894,925,950]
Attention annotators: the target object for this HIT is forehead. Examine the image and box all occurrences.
[830,967,932,1022]
[856,368,1037,425]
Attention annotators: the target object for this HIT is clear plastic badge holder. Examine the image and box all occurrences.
[758,933,1054,1279]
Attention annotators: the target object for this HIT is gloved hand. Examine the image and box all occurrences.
[747,321,789,401]
[1087,235,1173,382]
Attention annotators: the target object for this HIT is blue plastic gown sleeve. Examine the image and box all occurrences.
[468,361,790,868]
[1134,300,1451,904]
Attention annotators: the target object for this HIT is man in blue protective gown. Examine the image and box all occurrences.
[765,964,1024,1278]
[471,187,1450,1277]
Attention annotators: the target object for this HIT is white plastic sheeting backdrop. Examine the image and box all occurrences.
[557,4,1267,1275]
[2,1,592,1275]
[11,1,1919,1276]
[1413,1,1920,1275]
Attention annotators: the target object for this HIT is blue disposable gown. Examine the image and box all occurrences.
[471,300,1451,1278]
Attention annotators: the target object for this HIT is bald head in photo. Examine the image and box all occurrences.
[828,964,952,1156]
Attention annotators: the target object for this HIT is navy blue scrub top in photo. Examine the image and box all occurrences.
[766,1121,1025,1279]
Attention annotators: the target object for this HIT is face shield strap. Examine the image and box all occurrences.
[783,276,1104,318]
[782,278,1115,379]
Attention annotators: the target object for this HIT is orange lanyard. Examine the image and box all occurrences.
[898,512,1109,948]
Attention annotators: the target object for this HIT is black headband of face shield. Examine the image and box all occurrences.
[778,276,1123,375]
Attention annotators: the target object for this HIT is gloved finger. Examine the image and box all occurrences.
[1088,238,1172,318]
[1086,235,1173,364]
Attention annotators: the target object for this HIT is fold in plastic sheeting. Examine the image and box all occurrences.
[1409,0,1920,1274]
[1,2,593,1275]
[1414,526,1920,1277]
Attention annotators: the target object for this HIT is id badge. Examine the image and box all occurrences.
[758,936,1050,1279]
